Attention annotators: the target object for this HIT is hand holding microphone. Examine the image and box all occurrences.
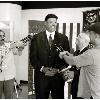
[59,51,73,59]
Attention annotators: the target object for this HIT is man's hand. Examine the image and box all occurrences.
[59,51,73,59]
[42,67,59,76]
[45,70,56,76]
[45,68,59,76]
[17,41,26,48]
[59,51,67,59]
[42,67,50,73]
[65,51,73,56]
[11,41,27,49]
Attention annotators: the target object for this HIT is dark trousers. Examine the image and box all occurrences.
[34,72,64,99]
[0,78,14,99]
[71,70,80,99]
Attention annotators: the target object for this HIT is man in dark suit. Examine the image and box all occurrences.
[30,14,70,99]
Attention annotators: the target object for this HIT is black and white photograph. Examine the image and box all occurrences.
[0,1,100,99]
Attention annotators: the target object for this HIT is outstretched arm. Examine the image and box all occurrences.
[10,34,33,49]
[59,50,93,68]
[59,51,75,66]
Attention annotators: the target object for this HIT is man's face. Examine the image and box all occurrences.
[45,18,57,32]
[76,33,90,49]
[76,34,83,48]
[0,31,5,42]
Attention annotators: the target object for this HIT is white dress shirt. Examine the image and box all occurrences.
[46,30,55,40]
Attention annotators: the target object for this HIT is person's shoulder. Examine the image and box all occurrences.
[56,31,68,37]
[83,48,94,56]
[56,32,68,40]
[34,31,45,36]
[32,31,46,40]
[32,32,40,39]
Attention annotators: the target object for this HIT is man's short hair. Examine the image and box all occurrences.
[45,14,58,21]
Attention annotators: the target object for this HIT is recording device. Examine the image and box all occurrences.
[20,34,33,44]
[13,33,33,49]
[54,44,64,52]
[54,43,71,58]
[15,33,33,49]
[16,33,33,55]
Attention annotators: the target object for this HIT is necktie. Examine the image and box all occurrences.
[49,34,53,47]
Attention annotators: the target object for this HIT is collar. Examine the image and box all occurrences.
[79,46,88,52]
[46,30,55,40]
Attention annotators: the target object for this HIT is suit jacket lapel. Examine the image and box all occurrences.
[40,31,50,51]
[41,31,60,51]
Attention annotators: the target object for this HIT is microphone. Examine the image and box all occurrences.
[20,33,33,44]
[54,44,64,52]
[54,44,69,56]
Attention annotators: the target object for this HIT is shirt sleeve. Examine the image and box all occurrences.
[73,50,94,68]
[5,42,11,48]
